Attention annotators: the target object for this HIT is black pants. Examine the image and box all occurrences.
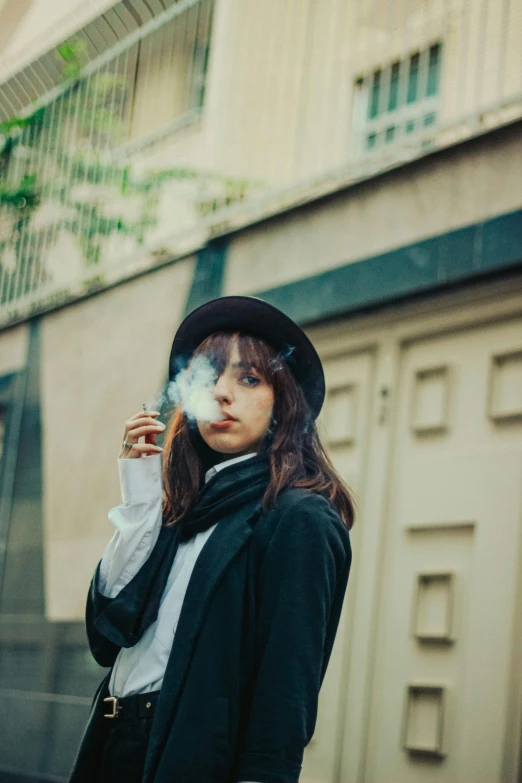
[100,716,153,783]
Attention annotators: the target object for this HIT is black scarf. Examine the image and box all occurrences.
[92,454,270,649]
[180,453,270,540]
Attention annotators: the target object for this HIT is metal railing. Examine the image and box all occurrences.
[0,0,521,326]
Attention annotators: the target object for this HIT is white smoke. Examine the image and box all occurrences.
[144,355,224,423]
[143,343,296,422]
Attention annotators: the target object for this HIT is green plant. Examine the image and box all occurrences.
[0,36,263,308]
[56,39,88,81]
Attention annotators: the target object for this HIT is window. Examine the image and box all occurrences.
[127,0,214,142]
[407,54,420,104]
[388,62,400,111]
[128,0,214,142]
[353,42,442,156]
[49,0,215,153]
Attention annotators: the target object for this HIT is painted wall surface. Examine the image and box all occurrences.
[0,321,28,374]
[29,270,522,783]
[301,277,522,783]
[2,0,522,325]
[40,255,195,621]
[1,3,521,781]
[224,123,522,296]
[111,0,522,188]
[0,209,521,783]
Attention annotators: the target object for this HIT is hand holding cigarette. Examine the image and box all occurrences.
[119,408,165,459]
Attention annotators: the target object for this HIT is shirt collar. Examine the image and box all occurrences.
[204,452,258,484]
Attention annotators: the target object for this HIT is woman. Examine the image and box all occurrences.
[69,295,355,783]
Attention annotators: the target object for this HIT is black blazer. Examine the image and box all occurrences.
[69,488,352,783]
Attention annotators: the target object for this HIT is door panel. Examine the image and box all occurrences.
[364,317,522,783]
[301,349,376,783]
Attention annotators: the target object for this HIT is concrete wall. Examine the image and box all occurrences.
[0,321,28,376]
[302,273,522,783]
[1,110,522,782]
[40,254,195,620]
[120,0,522,187]
[224,122,522,295]
[1,4,522,781]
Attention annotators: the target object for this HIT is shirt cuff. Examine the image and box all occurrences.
[118,454,162,504]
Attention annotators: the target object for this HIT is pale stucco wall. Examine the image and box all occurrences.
[0,321,28,374]
[223,123,522,296]
[40,255,195,621]
[116,0,522,191]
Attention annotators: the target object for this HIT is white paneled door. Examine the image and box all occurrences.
[362,316,522,783]
[301,348,377,783]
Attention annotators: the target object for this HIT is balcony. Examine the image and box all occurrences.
[1,0,521,326]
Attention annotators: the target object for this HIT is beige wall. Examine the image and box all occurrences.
[40,255,195,621]
[0,321,28,375]
[123,0,522,189]
[2,3,522,778]
[3,0,521,318]
[223,122,522,296]
[29,237,522,781]
[301,275,522,783]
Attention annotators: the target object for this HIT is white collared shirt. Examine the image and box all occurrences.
[98,452,257,698]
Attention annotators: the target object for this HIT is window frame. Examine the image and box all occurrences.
[352,42,443,158]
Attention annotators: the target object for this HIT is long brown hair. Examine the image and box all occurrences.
[162,331,356,529]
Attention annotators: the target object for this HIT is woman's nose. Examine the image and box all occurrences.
[213,374,233,402]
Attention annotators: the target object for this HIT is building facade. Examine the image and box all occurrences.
[0,1,522,781]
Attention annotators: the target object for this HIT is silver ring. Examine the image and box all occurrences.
[123,440,133,450]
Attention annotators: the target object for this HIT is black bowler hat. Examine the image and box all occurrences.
[168,295,325,418]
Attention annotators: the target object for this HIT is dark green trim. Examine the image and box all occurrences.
[255,207,522,325]
[0,319,44,614]
[0,369,27,593]
[0,318,105,781]
[184,237,228,316]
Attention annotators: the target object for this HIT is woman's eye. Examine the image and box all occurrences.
[240,375,260,386]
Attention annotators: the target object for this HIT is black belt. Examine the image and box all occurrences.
[103,690,161,720]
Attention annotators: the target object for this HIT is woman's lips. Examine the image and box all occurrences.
[210,419,236,430]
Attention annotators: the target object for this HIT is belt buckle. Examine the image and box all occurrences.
[103,696,121,719]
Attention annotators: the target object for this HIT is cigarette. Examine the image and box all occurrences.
[142,402,148,413]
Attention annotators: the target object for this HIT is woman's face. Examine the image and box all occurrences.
[197,340,274,458]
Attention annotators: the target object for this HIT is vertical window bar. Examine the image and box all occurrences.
[127,40,142,140]
[388,61,400,111]
[120,42,136,143]
[407,53,420,104]
[58,82,82,270]
[95,61,117,267]
[352,76,368,155]
[4,146,19,304]
[179,6,192,115]
[9,111,40,303]
[28,93,60,297]
[154,17,168,134]
[196,0,213,109]
[187,0,202,111]
[75,72,97,265]
[166,16,178,111]
[369,69,381,119]
[426,43,441,97]
[142,32,156,116]
[116,45,132,148]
